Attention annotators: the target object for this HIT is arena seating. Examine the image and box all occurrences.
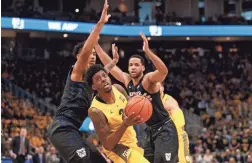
[2,39,251,162]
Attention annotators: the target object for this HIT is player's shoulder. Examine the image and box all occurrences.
[112,84,125,94]
[90,96,103,108]
[88,107,102,117]
[113,84,123,91]
[112,84,128,97]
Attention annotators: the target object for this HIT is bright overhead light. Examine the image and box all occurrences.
[114,37,118,40]
[186,37,190,40]
[75,8,79,13]
[147,37,151,40]
[63,34,68,38]
[226,37,231,40]
[176,22,181,26]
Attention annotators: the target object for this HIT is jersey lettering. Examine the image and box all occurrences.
[127,79,170,125]
[129,91,142,97]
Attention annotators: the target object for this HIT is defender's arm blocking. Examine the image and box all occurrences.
[140,33,168,83]
[95,43,131,86]
[71,0,111,81]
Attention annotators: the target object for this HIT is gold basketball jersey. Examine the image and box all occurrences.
[162,94,191,163]
[90,86,143,162]
[162,94,185,133]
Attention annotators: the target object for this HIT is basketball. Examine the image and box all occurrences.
[125,96,153,123]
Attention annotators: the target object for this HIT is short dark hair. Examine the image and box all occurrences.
[85,64,106,86]
[72,42,84,57]
[129,55,145,65]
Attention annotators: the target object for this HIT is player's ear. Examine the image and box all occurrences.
[92,84,97,91]
[142,65,145,72]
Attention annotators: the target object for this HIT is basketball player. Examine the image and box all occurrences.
[86,64,150,163]
[95,33,178,163]
[159,81,192,163]
[47,1,112,162]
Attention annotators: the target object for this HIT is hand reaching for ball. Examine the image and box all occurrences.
[122,112,143,127]
[124,95,153,124]
[142,93,152,102]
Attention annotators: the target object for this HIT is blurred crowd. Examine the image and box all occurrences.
[1,88,57,162]
[2,0,252,25]
[2,38,76,106]
[1,38,252,162]
[1,84,102,163]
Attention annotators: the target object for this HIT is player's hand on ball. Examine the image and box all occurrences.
[99,0,111,24]
[112,44,119,64]
[142,93,152,101]
[140,32,149,52]
[123,112,143,127]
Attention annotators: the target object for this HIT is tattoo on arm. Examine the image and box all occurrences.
[88,107,110,143]
[89,108,131,161]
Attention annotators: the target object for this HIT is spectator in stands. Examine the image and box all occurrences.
[10,127,30,163]
[235,149,245,162]
[194,149,203,163]
[30,130,45,148]
[202,149,213,163]
[46,146,60,163]
[32,146,46,163]
[1,132,6,157]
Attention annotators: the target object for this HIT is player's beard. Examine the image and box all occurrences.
[130,71,142,79]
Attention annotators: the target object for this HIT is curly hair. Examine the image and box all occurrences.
[85,64,106,86]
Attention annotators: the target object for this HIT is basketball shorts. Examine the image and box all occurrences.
[149,119,179,163]
[107,146,150,163]
[47,117,107,163]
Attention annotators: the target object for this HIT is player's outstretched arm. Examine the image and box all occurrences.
[71,0,111,81]
[140,32,168,83]
[95,43,131,86]
[104,45,119,74]
[88,107,141,151]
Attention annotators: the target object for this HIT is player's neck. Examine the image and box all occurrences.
[97,91,115,104]
[132,74,143,86]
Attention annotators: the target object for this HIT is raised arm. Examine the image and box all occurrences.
[95,43,131,86]
[71,0,111,81]
[88,107,140,151]
[140,32,168,83]
[104,44,119,74]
